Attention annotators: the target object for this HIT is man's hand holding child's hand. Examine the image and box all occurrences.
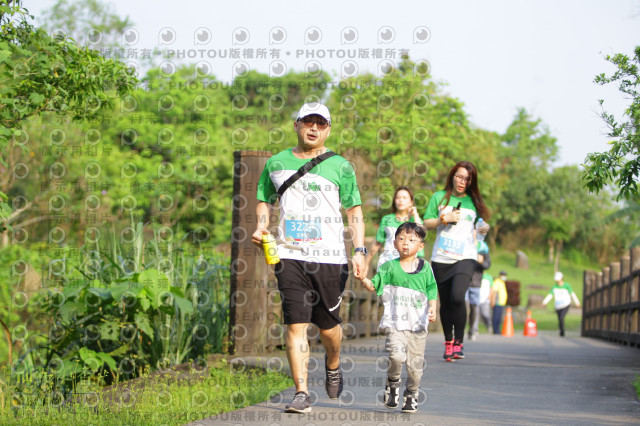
[357,276,375,292]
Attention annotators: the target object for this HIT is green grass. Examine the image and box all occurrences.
[489,245,598,302]
[2,365,292,426]
[480,244,596,333]
[633,375,640,401]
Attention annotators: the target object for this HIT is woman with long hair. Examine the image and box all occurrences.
[423,161,490,361]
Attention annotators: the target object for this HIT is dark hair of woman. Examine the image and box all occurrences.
[441,161,490,220]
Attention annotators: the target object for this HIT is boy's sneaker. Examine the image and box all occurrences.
[383,379,401,409]
[453,340,465,359]
[443,340,454,362]
[402,392,418,413]
[285,391,311,413]
[325,354,343,399]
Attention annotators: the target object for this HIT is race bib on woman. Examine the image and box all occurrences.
[436,228,466,260]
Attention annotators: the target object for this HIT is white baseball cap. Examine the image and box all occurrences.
[554,271,563,281]
[296,102,331,125]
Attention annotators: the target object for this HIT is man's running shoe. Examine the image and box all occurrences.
[453,340,465,359]
[325,354,343,399]
[402,392,418,413]
[284,391,311,413]
[383,379,400,409]
[443,340,454,362]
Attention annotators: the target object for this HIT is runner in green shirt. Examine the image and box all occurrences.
[542,271,581,337]
[252,102,366,413]
[359,222,437,413]
[423,161,491,361]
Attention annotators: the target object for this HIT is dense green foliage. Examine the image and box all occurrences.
[1,53,632,259]
[0,0,136,231]
[0,1,636,418]
[583,46,640,247]
[1,221,230,402]
[584,46,640,201]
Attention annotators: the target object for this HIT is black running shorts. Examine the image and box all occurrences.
[274,259,349,330]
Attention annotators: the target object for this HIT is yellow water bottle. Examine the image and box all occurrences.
[261,233,280,264]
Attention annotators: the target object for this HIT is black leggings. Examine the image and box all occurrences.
[556,305,570,336]
[437,272,472,342]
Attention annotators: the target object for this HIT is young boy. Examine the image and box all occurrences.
[358,222,437,413]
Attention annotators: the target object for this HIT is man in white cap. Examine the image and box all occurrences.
[252,102,366,413]
[542,271,581,337]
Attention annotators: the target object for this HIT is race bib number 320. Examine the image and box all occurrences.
[285,219,322,244]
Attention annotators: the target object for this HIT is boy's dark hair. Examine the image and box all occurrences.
[394,222,426,241]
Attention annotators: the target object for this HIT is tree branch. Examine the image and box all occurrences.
[6,200,32,224]
[12,214,58,229]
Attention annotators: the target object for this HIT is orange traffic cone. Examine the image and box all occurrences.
[501,307,514,337]
[524,310,537,337]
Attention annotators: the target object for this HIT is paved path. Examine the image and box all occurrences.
[189,331,640,425]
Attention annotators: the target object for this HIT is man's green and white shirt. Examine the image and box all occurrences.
[371,259,438,332]
[256,148,361,264]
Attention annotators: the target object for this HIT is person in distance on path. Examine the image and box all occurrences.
[490,270,508,334]
[542,271,581,337]
[467,241,491,340]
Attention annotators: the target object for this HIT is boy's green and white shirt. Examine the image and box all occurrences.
[424,190,478,264]
[256,148,361,264]
[371,259,438,332]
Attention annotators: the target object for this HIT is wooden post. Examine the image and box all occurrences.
[604,266,611,331]
[611,262,621,333]
[631,248,640,335]
[611,262,620,305]
[596,272,603,330]
[621,255,630,335]
[583,270,595,337]
[229,150,273,356]
[582,270,587,337]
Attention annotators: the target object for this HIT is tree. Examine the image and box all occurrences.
[491,108,558,242]
[328,56,483,227]
[607,195,640,248]
[0,0,137,231]
[583,46,640,201]
[540,167,590,270]
[39,0,131,48]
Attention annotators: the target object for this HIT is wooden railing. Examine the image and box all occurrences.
[582,247,640,347]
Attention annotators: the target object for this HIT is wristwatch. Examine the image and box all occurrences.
[354,247,368,255]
